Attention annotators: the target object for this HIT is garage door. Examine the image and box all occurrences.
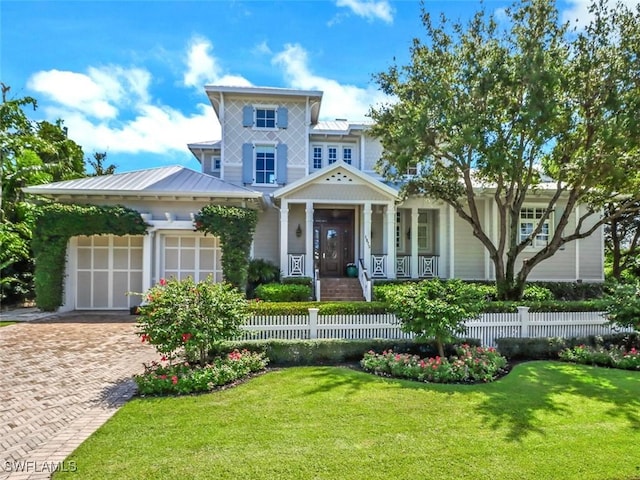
[75,235,143,309]
[162,235,222,283]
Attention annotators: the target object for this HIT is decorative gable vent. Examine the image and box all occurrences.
[324,171,354,183]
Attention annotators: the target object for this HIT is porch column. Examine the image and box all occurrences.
[385,203,396,279]
[280,200,289,277]
[449,204,455,278]
[411,208,419,278]
[305,201,314,278]
[142,229,155,291]
[363,202,372,273]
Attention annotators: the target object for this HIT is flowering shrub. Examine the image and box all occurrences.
[135,349,268,396]
[360,344,507,383]
[136,277,249,365]
[559,344,640,370]
[385,279,486,357]
[605,281,640,331]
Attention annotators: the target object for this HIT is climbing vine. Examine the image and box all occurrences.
[32,203,147,311]
[194,205,258,292]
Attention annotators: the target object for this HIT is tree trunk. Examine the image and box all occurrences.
[436,338,445,358]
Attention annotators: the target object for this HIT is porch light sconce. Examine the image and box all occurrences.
[295,224,302,238]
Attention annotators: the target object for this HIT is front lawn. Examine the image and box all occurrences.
[0,321,16,327]
[55,362,640,480]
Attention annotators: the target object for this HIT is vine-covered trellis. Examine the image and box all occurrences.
[32,203,147,311]
[194,205,258,292]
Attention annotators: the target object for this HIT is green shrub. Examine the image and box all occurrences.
[282,276,313,286]
[496,332,640,360]
[605,281,640,331]
[247,301,390,315]
[247,258,281,297]
[385,279,485,357]
[209,338,480,366]
[361,344,507,383]
[522,285,553,302]
[254,283,312,302]
[136,277,249,365]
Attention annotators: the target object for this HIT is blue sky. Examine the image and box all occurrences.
[0,0,621,173]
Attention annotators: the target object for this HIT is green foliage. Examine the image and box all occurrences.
[194,205,257,292]
[559,344,640,370]
[209,338,480,367]
[134,350,268,396]
[32,203,147,311]
[247,301,390,316]
[361,344,507,383]
[521,285,553,302]
[247,258,281,297]
[384,279,486,356]
[254,283,312,302]
[281,276,313,286]
[369,0,640,300]
[137,277,250,366]
[495,332,640,360]
[605,282,640,331]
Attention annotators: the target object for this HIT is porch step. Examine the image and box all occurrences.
[319,278,365,302]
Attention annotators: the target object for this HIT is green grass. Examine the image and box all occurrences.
[56,362,640,480]
[0,321,16,327]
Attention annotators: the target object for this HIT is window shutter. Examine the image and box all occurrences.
[276,144,288,184]
[242,143,254,184]
[242,106,253,127]
[277,107,288,129]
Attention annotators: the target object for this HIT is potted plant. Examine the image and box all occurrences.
[346,263,358,277]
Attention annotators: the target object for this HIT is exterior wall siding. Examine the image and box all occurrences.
[362,134,383,172]
[453,207,485,279]
[253,207,280,265]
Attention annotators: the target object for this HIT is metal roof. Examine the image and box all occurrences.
[205,85,323,98]
[24,165,262,199]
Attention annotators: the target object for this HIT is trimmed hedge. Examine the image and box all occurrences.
[254,283,312,302]
[281,276,313,286]
[210,338,480,367]
[248,301,390,315]
[496,332,640,360]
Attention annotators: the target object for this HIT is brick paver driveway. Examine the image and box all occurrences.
[0,312,156,479]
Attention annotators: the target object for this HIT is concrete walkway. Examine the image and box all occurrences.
[0,312,156,479]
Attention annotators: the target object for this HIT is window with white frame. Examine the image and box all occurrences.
[519,207,552,248]
[343,147,352,165]
[212,155,221,171]
[312,146,323,169]
[255,108,276,129]
[328,146,338,164]
[255,145,276,184]
[396,211,404,251]
[417,212,431,251]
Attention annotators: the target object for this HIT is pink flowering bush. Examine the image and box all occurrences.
[135,349,268,396]
[135,276,249,365]
[361,344,507,383]
[559,344,640,370]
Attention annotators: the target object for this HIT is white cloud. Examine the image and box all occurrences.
[562,0,640,27]
[183,37,221,87]
[272,43,390,121]
[253,41,272,56]
[335,0,393,23]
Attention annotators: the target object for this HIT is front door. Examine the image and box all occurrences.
[320,225,343,276]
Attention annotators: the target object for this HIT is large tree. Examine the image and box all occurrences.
[604,201,640,281]
[369,0,640,299]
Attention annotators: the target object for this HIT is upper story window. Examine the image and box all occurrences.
[312,146,323,170]
[519,207,552,248]
[242,142,288,186]
[255,108,276,128]
[343,147,352,165]
[212,155,221,171]
[255,145,276,184]
[328,147,338,164]
[242,105,288,129]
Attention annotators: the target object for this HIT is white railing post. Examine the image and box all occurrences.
[308,308,319,339]
[517,306,530,338]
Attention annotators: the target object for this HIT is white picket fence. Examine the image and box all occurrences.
[239,307,633,347]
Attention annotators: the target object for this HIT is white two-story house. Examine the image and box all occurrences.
[26,85,604,311]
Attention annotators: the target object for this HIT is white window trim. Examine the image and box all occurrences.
[252,141,278,186]
[342,146,353,165]
[252,104,279,131]
[417,212,431,252]
[327,145,339,164]
[312,144,323,170]
[519,206,553,250]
